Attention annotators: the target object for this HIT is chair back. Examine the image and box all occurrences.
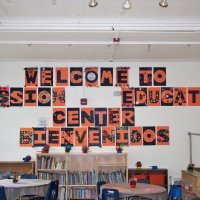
[97,181,106,195]
[168,184,182,200]
[102,188,119,200]
[0,185,7,200]
[45,180,59,200]
[21,174,37,179]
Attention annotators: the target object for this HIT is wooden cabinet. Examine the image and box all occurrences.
[36,152,128,200]
[182,170,200,200]
[0,161,35,174]
[128,168,168,190]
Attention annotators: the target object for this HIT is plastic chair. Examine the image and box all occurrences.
[102,188,119,200]
[0,185,7,200]
[168,184,182,200]
[21,174,37,179]
[97,181,106,200]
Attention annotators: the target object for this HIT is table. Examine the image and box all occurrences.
[100,183,168,200]
[0,179,50,200]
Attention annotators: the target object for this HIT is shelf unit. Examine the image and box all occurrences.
[36,152,128,200]
[0,161,35,174]
[128,168,168,190]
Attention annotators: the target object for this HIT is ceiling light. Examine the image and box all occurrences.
[89,0,98,7]
[159,0,168,7]
[122,0,132,9]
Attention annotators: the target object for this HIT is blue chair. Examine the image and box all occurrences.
[168,184,182,200]
[102,188,119,200]
[21,174,37,179]
[0,185,7,200]
[97,181,106,200]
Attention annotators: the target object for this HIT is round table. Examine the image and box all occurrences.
[100,183,168,200]
[0,179,50,200]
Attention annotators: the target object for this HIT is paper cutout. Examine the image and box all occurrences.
[40,67,53,86]
[116,126,129,146]
[174,87,187,106]
[121,87,134,107]
[56,67,68,86]
[100,67,113,86]
[122,107,135,126]
[154,67,166,86]
[52,87,65,107]
[24,87,37,106]
[188,87,200,106]
[143,127,156,145]
[67,108,80,127]
[157,126,170,145]
[102,127,115,146]
[108,108,120,127]
[129,127,143,146]
[38,87,51,106]
[161,87,173,106]
[48,127,61,146]
[33,127,46,146]
[139,67,152,86]
[61,128,74,146]
[74,127,87,146]
[0,86,9,107]
[24,67,38,87]
[20,128,33,147]
[88,127,101,147]
[10,87,23,107]
[81,108,94,127]
[148,87,161,106]
[85,67,98,87]
[70,67,83,86]
[135,87,147,106]
[116,67,129,87]
[53,108,66,127]
[95,108,107,126]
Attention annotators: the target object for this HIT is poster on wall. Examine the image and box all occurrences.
[33,127,46,146]
[20,128,33,147]
[157,126,170,145]
[53,108,66,127]
[10,87,23,107]
[61,128,74,146]
[24,87,37,106]
[122,107,135,126]
[52,87,65,106]
[81,108,94,127]
[139,67,152,86]
[153,67,166,86]
[116,67,129,87]
[85,67,98,87]
[70,67,83,86]
[100,67,113,86]
[129,127,143,146]
[188,87,200,106]
[88,127,101,147]
[95,108,107,126]
[143,126,156,145]
[56,67,68,86]
[148,87,161,106]
[116,126,129,146]
[0,86,9,107]
[48,127,61,146]
[174,87,187,106]
[108,108,120,127]
[135,87,147,106]
[40,67,53,86]
[102,127,115,146]
[38,87,51,106]
[161,87,173,106]
[67,108,80,127]
[74,127,87,146]
[24,67,38,87]
[121,87,134,107]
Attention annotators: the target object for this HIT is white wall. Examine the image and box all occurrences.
[0,60,200,181]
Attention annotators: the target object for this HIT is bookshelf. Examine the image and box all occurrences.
[0,161,35,174]
[36,152,128,200]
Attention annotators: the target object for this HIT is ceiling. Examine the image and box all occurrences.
[0,0,200,61]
